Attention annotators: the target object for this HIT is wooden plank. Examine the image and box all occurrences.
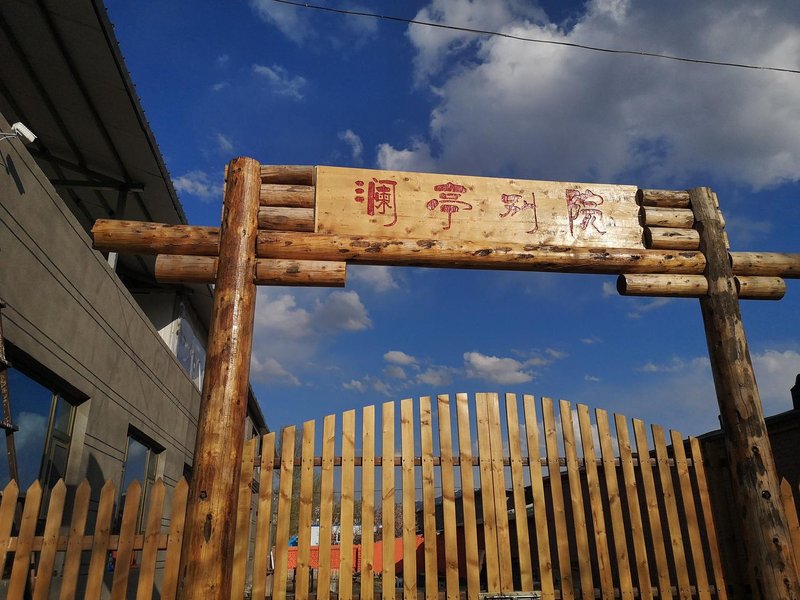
[59,479,91,600]
[476,392,500,593]
[260,183,315,208]
[523,395,554,599]
[669,430,711,600]
[596,410,633,600]
[362,405,376,600]
[632,419,671,600]
[161,478,189,600]
[576,405,613,600]
[456,393,481,600]
[32,480,66,600]
[232,438,257,600]
[111,480,142,600]
[295,422,316,600]
[638,189,690,208]
[652,425,691,600]
[780,479,800,580]
[9,481,43,599]
[488,393,514,593]
[0,480,19,578]
[689,437,728,600]
[86,480,116,599]
[560,400,593,600]
[318,416,336,600]
[316,166,642,250]
[692,186,800,596]
[615,414,652,600]
[505,394,534,590]
[251,433,276,600]
[419,396,439,599]
[135,479,166,600]
[401,398,417,598]
[438,396,460,600]
[382,402,396,600]
[542,397,573,600]
[272,426,296,600]
[340,409,356,599]
[179,157,261,598]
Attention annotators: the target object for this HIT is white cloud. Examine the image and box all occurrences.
[343,379,366,393]
[464,351,533,384]
[253,64,307,100]
[173,170,223,203]
[638,356,709,373]
[752,349,800,413]
[417,366,454,387]
[215,54,230,68]
[601,281,617,298]
[581,336,602,345]
[349,265,399,292]
[626,297,672,320]
[338,129,364,161]
[250,356,300,386]
[216,133,234,153]
[250,0,311,42]
[384,365,408,380]
[211,82,229,92]
[313,291,372,331]
[384,350,418,366]
[255,290,312,338]
[585,374,601,382]
[392,1,800,189]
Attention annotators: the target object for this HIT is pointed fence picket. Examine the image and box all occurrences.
[1,393,788,598]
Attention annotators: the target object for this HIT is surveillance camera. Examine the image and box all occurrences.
[11,122,36,144]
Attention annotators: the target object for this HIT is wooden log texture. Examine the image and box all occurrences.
[93,220,800,278]
[261,184,314,208]
[257,206,314,232]
[644,226,700,250]
[617,274,786,300]
[155,255,346,287]
[178,157,261,600]
[691,186,800,598]
[642,206,695,228]
[638,189,691,208]
[261,165,314,185]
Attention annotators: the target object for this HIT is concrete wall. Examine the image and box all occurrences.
[0,110,200,498]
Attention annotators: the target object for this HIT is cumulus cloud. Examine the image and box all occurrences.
[384,1,800,189]
[384,365,408,380]
[253,64,307,100]
[349,266,399,292]
[752,349,800,412]
[254,291,313,338]
[250,356,300,386]
[638,356,709,373]
[464,351,533,384]
[384,351,418,366]
[250,0,311,42]
[343,379,366,393]
[338,129,364,162]
[416,366,455,387]
[313,291,372,331]
[173,170,224,203]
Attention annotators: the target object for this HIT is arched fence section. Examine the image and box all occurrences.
[3,392,798,598]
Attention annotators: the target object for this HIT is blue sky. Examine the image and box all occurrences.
[105,0,800,436]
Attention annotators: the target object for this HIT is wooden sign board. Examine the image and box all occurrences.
[315,166,643,250]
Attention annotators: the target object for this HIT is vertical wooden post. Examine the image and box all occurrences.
[178,157,261,599]
[691,187,800,598]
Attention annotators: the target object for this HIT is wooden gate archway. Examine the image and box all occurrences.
[249,393,728,600]
[92,158,800,598]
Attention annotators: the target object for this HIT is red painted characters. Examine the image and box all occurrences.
[426,182,472,230]
[566,188,606,236]
[499,193,539,234]
[355,178,399,227]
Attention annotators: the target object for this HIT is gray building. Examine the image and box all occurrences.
[0,0,266,535]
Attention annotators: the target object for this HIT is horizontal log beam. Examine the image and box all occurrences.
[617,274,786,300]
[642,207,695,228]
[637,189,691,208]
[644,226,700,250]
[260,165,313,185]
[257,206,314,232]
[92,220,800,279]
[260,184,314,209]
[155,255,346,287]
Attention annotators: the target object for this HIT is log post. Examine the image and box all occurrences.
[691,187,800,597]
[178,157,261,599]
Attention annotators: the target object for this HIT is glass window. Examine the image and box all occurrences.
[117,432,160,533]
[0,367,74,492]
[175,302,206,389]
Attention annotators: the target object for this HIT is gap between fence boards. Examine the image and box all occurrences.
[255,455,693,468]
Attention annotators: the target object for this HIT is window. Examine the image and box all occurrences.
[175,302,206,389]
[0,366,75,493]
[117,430,162,532]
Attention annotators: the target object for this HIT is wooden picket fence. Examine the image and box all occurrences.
[3,392,799,599]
